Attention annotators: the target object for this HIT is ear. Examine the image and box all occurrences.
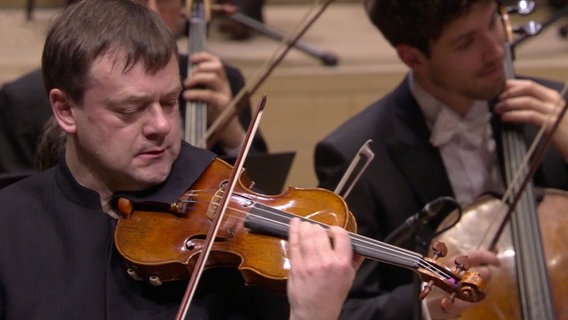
[395,45,426,70]
[49,89,77,134]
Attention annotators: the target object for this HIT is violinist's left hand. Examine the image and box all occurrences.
[182,51,245,151]
[287,217,363,320]
[494,79,568,161]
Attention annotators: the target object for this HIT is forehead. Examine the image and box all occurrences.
[86,51,178,88]
[436,1,497,43]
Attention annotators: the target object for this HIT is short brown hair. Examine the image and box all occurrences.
[42,0,178,104]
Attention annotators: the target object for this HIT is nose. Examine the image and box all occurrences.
[482,29,505,63]
[142,103,172,140]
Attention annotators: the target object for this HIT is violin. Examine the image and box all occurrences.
[114,157,486,305]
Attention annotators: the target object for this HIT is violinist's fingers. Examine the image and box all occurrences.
[287,219,357,320]
[298,221,331,265]
[288,217,304,268]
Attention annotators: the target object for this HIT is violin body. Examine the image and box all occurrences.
[115,157,356,294]
[431,189,568,319]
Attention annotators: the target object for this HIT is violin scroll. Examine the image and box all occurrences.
[418,241,486,308]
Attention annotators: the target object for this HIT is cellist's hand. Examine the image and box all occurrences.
[494,79,568,161]
[424,249,500,319]
[182,51,245,150]
[287,218,363,320]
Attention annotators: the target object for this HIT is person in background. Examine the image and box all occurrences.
[315,0,568,319]
[0,0,265,177]
[0,0,361,318]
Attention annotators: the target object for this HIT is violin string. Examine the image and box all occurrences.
[176,190,458,281]
[246,202,457,281]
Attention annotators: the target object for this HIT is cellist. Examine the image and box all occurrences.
[0,0,362,319]
[315,0,568,319]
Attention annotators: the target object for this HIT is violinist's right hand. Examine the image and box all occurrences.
[424,249,500,320]
[287,218,363,320]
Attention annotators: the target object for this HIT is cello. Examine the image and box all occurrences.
[183,0,209,148]
[431,1,568,318]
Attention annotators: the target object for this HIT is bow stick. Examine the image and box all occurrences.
[202,0,337,148]
[176,96,268,320]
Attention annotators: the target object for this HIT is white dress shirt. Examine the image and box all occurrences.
[409,73,504,205]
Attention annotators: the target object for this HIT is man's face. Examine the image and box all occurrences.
[69,53,182,192]
[420,1,507,105]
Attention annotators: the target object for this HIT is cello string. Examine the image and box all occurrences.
[475,84,568,250]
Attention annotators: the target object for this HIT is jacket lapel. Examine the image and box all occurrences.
[385,78,454,205]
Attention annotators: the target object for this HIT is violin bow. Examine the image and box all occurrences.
[175,95,268,320]
[201,0,337,148]
[334,139,375,199]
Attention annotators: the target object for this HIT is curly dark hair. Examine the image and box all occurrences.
[364,0,494,56]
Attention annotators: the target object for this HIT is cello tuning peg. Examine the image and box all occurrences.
[453,255,471,272]
[506,0,536,16]
[431,241,448,259]
[419,280,434,300]
[440,292,457,313]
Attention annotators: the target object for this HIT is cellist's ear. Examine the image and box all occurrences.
[49,88,77,134]
[395,45,425,70]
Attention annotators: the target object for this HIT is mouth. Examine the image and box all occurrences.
[479,63,505,79]
[138,146,169,159]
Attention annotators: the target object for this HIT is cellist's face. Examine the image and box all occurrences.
[140,0,184,34]
[411,1,507,112]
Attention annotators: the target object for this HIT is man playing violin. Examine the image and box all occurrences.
[0,0,265,177]
[315,0,568,319]
[0,0,360,319]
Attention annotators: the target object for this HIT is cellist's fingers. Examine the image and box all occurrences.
[495,79,568,159]
[495,79,565,127]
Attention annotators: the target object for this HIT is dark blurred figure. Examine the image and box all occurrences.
[217,0,265,40]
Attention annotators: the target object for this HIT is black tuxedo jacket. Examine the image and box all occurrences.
[315,75,568,320]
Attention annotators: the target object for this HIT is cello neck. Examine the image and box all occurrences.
[496,4,557,319]
[184,0,208,148]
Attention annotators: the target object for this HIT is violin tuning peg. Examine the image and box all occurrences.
[419,280,434,300]
[454,255,471,272]
[440,292,456,313]
[431,241,448,259]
